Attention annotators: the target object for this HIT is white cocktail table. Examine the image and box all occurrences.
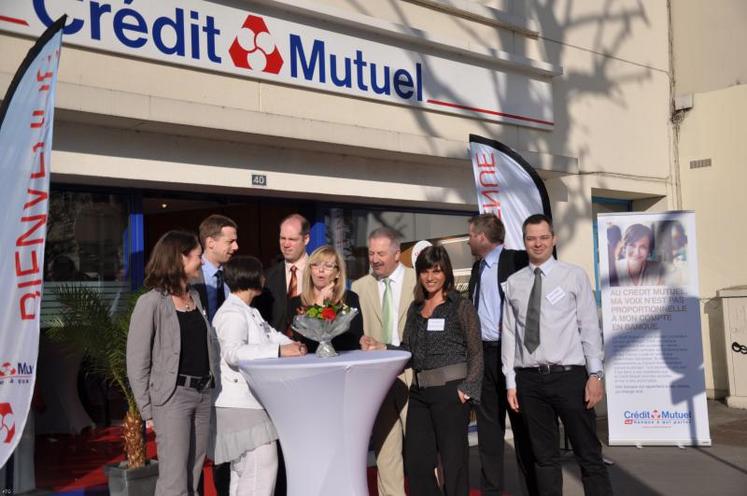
[240,350,410,496]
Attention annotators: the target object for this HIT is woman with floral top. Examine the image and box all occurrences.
[362,245,483,496]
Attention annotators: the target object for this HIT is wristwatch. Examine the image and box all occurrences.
[590,371,604,380]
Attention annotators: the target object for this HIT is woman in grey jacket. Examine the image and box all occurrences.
[126,230,220,496]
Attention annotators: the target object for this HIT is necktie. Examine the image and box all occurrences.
[473,259,488,311]
[215,269,225,310]
[287,265,298,298]
[524,267,542,354]
[382,278,393,344]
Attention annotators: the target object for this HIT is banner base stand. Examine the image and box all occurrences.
[609,439,712,447]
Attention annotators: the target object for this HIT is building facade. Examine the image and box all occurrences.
[4,0,721,490]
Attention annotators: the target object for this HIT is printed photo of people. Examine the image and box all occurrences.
[605,219,689,287]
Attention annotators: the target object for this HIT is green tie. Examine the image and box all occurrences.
[382,278,394,344]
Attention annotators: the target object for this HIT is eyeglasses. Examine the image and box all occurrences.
[310,262,338,272]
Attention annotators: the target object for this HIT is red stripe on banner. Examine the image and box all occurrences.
[427,99,554,126]
[0,15,29,26]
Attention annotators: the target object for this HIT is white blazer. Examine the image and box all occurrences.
[213,293,293,409]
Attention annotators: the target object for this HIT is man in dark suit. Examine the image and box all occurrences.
[190,214,238,496]
[258,213,310,333]
[252,213,309,496]
[191,214,239,322]
[467,213,538,496]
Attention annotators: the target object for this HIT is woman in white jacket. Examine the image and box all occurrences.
[212,256,307,496]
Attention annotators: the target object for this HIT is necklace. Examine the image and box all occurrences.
[172,293,194,312]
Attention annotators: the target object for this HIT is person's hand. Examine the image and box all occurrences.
[360,335,385,351]
[507,388,520,412]
[280,342,307,357]
[145,419,155,432]
[319,283,335,302]
[585,375,604,409]
[457,389,470,404]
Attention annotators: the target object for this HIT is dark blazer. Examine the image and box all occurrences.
[190,269,209,314]
[468,248,529,308]
[251,261,288,333]
[287,290,364,353]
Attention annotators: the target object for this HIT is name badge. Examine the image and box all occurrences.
[546,286,566,305]
[427,318,445,331]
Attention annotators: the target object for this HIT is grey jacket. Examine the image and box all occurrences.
[126,288,220,420]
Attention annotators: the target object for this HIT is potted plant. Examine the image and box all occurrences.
[48,285,158,496]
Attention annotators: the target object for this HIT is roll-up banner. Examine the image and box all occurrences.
[0,17,65,468]
[468,135,552,250]
[597,211,711,446]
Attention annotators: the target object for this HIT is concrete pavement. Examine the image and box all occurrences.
[479,399,747,495]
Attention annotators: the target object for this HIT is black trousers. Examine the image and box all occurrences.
[405,379,471,496]
[475,343,539,496]
[213,462,230,496]
[516,367,613,496]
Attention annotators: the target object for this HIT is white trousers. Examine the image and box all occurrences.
[230,441,278,496]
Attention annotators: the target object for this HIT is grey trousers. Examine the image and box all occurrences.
[152,385,213,496]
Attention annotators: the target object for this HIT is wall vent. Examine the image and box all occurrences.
[689,158,712,169]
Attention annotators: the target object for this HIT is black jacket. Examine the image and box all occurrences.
[467,248,528,310]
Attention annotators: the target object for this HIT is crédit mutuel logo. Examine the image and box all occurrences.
[0,361,33,385]
[623,408,692,426]
[0,402,15,444]
[229,15,283,74]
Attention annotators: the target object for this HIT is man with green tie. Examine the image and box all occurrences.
[352,227,416,496]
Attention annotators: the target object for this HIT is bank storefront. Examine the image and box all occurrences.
[0,0,562,490]
[2,0,679,492]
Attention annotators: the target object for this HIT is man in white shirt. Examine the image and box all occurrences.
[352,227,415,496]
[502,214,612,496]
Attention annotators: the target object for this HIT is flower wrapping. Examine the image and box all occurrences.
[291,305,360,357]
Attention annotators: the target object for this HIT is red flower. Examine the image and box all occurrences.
[320,307,337,321]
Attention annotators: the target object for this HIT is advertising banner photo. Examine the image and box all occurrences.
[597,211,711,446]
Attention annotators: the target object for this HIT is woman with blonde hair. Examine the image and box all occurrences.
[286,245,364,352]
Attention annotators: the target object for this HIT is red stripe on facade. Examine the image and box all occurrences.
[0,15,29,26]
[426,99,554,126]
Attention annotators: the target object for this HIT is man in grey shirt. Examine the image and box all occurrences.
[502,214,612,496]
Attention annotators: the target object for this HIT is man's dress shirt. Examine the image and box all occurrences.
[501,257,604,389]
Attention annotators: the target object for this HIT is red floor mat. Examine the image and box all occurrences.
[35,427,482,495]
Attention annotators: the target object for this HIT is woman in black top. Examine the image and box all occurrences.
[126,231,219,496]
[287,245,364,352]
[361,245,483,496]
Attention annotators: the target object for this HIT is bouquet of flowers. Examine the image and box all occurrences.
[291,301,359,357]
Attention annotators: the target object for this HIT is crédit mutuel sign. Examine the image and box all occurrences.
[1,0,554,129]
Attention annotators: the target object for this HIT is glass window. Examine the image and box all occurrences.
[325,207,474,290]
[42,191,130,326]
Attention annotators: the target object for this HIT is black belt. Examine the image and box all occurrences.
[177,374,213,390]
[516,365,584,375]
[413,363,468,389]
[482,340,500,349]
